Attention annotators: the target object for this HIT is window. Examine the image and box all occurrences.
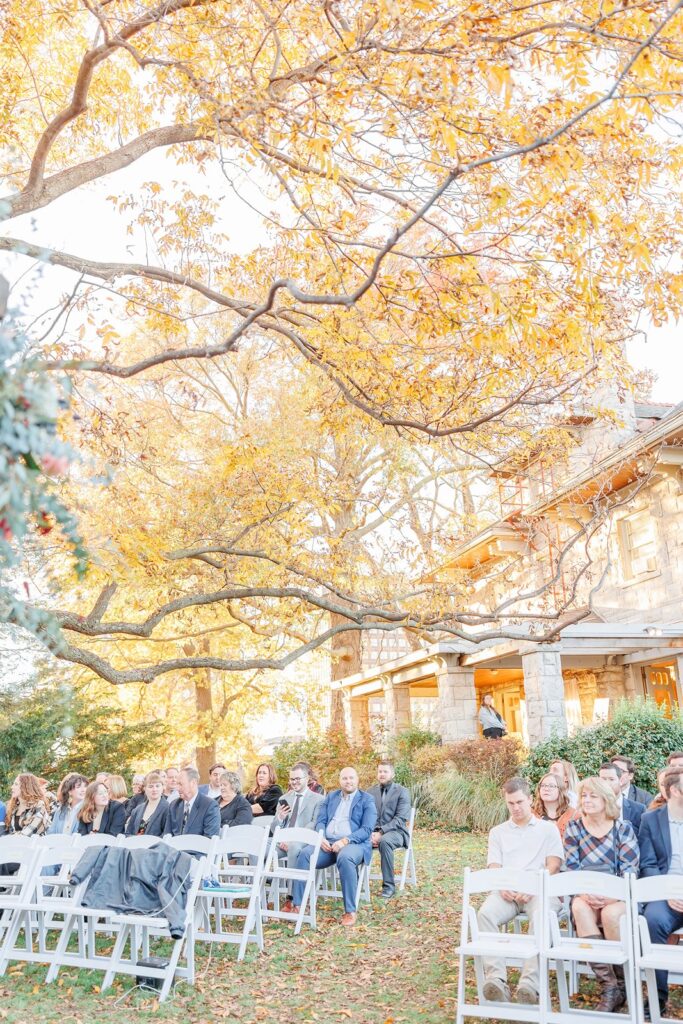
[618,508,657,580]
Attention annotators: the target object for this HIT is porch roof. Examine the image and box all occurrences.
[333,623,683,697]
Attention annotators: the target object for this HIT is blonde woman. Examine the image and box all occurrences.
[105,775,128,801]
[563,777,639,1012]
[550,758,580,808]
[5,774,52,836]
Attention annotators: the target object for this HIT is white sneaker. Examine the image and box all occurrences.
[483,979,511,1002]
[515,983,539,1004]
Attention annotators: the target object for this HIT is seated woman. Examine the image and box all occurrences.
[48,773,89,835]
[245,763,283,817]
[216,771,253,827]
[5,774,52,836]
[563,776,639,1012]
[125,771,168,836]
[550,758,580,808]
[105,775,128,803]
[532,773,575,839]
[77,780,126,836]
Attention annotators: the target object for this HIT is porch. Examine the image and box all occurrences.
[335,624,683,748]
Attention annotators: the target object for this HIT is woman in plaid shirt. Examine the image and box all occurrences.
[5,773,52,837]
[563,776,639,1012]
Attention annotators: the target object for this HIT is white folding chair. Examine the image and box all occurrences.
[195,827,268,959]
[40,832,79,849]
[545,869,636,1022]
[263,826,322,934]
[456,867,548,1024]
[368,806,417,891]
[632,874,683,1024]
[0,838,41,956]
[250,815,274,830]
[0,844,98,976]
[100,853,205,1002]
[315,858,371,906]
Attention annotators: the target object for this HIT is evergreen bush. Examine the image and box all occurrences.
[522,698,683,791]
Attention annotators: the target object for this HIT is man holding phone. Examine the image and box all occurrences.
[274,764,324,913]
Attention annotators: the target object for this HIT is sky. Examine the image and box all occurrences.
[3,147,681,408]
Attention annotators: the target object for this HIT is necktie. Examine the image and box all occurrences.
[381,785,388,807]
[181,801,190,832]
[288,794,300,827]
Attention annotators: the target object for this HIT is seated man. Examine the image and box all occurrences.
[368,760,411,899]
[640,766,683,1020]
[164,766,181,803]
[199,763,225,800]
[611,755,653,807]
[598,762,644,830]
[478,776,563,1005]
[668,752,683,770]
[273,763,324,913]
[292,766,376,927]
[166,767,220,840]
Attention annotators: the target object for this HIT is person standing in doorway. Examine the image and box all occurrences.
[479,694,507,739]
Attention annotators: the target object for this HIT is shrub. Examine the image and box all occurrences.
[272,729,378,790]
[429,770,508,832]
[523,698,683,792]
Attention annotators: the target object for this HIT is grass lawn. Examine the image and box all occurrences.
[0,831,680,1023]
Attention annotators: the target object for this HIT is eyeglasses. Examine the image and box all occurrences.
[289,776,305,783]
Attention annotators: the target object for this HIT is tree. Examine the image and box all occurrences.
[1,0,683,688]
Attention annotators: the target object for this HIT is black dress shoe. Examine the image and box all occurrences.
[379,887,396,899]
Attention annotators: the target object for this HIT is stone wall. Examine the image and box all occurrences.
[521,647,568,747]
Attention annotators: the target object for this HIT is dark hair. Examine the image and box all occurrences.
[532,773,570,819]
[600,762,622,777]
[611,755,634,774]
[502,776,530,797]
[57,773,89,808]
[378,760,394,771]
[663,768,683,798]
[209,763,226,773]
[78,781,109,825]
[248,763,277,797]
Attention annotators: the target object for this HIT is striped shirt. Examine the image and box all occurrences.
[563,817,639,876]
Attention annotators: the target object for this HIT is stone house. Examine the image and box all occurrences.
[333,397,683,748]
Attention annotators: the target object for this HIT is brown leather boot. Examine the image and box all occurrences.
[590,961,625,1012]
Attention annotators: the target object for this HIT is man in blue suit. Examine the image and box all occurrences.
[167,767,220,841]
[639,766,683,1019]
[292,766,377,927]
[599,764,644,831]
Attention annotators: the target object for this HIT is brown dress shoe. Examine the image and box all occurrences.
[341,912,356,927]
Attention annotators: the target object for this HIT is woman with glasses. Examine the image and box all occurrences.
[532,772,575,839]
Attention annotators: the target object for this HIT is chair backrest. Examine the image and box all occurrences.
[163,834,217,857]
[76,832,119,848]
[267,826,321,872]
[406,806,417,839]
[32,845,91,904]
[0,838,40,898]
[215,826,269,864]
[463,867,543,897]
[250,815,274,830]
[118,834,160,850]
[40,832,78,848]
[546,869,631,902]
[632,873,683,905]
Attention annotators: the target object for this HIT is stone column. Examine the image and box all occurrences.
[343,693,370,744]
[382,676,411,738]
[521,646,567,747]
[435,655,478,742]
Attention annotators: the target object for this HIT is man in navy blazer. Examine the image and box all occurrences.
[292,766,377,927]
[639,767,683,1017]
[599,764,644,831]
[167,767,220,841]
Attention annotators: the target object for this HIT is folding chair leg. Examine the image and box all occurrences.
[46,912,76,983]
[455,952,466,1024]
[101,923,129,992]
[0,909,28,976]
[158,938,183,1002]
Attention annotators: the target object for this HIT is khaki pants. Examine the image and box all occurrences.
[476,892,559,992]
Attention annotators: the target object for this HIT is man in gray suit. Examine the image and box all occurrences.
[368,761,411,899]
[274,762,324,914]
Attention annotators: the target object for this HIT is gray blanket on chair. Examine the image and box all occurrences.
[69,842,194,938]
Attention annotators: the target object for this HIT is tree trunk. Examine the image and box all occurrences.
[329,610,362,735]
[194,669,216,782]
